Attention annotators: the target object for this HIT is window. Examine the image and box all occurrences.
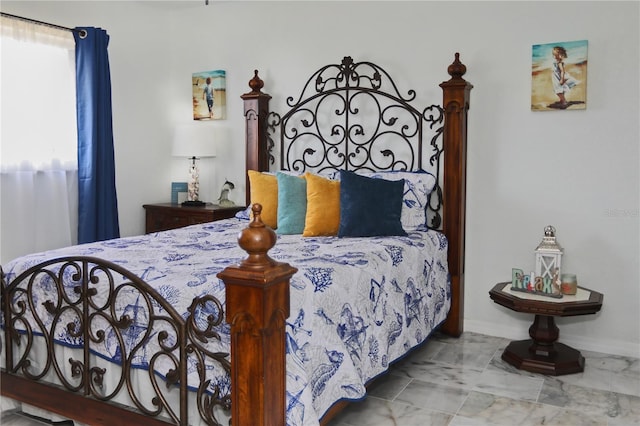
[1,16,77,169]
[0,15,78,263]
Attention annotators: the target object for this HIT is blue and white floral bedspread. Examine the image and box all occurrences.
[3,218,450,425]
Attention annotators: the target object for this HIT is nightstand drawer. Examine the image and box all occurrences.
[143,203,245,233]
[147,209,209,231]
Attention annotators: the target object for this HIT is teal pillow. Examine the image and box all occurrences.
[338,170,407,237]
[276,172,307,235]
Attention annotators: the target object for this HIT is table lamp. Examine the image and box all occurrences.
[172,123,216,207]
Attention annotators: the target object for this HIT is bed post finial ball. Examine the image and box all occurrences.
[237,203,277,269]
[447,53,467,80]
[248,70,264,93]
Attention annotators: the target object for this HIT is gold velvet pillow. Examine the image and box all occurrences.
[303,172,340,237]
[248,170,278,229]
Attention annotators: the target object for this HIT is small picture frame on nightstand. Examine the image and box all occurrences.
[171,182,188,204]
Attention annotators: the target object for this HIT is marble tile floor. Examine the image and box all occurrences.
[0,412,72,426]
[326,332,639,426]
[1,332,638,426]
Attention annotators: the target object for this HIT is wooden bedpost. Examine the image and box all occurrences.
[218,204,297,426]
[439,53,472,337]
[242,70,272,206]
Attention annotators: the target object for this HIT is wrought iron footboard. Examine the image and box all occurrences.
[1,256,231,425]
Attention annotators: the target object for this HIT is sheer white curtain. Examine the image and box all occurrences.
[0,16,78,264]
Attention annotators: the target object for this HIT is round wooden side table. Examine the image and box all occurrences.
[489,282,604,376]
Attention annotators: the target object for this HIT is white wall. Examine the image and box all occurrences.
[2,1,638,357]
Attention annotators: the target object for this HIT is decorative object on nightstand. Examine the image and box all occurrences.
[217,179,236,207]
[535,225,563,285]
[510,225,563,298]
[560,273,578,295]
[171,182,188,204]
[172,123,217,207]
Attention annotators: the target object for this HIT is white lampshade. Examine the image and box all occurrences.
[172,123,217,205]
[172,123,217,158]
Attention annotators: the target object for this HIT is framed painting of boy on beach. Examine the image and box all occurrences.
[531,40,588,111]
[192,70,226,120]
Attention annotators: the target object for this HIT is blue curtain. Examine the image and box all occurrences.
[74,27,120,243]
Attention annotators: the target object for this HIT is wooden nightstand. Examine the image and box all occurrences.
[143,203,245,233]
[489,282,603,375]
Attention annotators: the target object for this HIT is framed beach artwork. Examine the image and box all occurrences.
[531,40,588,111]
[192,70,226,120]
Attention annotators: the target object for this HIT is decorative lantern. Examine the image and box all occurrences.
[535,225,563,285]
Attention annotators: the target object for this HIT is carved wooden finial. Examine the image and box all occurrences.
[248,70,264,94]
[237,203,277,269]
[447,52,467,80]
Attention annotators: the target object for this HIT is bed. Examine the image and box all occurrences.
[1,54,472,426]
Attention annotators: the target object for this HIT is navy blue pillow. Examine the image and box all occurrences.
[338,170,408,237]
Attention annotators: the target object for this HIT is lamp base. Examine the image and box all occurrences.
[181,200,206,207]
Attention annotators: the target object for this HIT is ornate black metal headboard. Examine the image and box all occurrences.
[266,56,445,229]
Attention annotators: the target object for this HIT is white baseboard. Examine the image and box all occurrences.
[464,319,640,359]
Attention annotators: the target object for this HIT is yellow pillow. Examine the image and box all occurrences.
[248,170,278,228]
[303,172,340,237]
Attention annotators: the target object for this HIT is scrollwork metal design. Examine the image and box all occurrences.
[1,257,231,425]
[186,294,231,425]
[266,57,446,229]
